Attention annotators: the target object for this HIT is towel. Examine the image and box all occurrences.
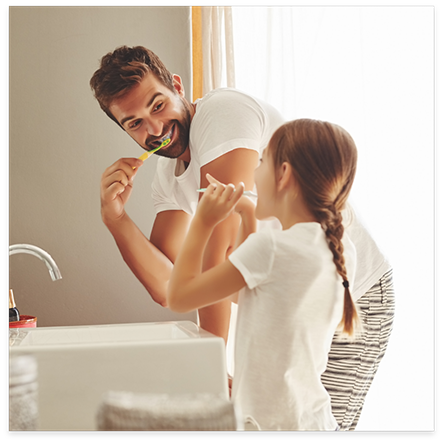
[9,354,38,431]
[96,391,242,431]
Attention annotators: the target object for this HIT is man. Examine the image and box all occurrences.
[90,45,285,342]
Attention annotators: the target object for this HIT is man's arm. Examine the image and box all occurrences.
[109,210,191,307]
[101,157,191,307]
[197,148,259,341]
[104,213,169,307]
[150,210,192,264]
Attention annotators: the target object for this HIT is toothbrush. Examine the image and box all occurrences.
[197,188,258,198]
[134,138,171,168]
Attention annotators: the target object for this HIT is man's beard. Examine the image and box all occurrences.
[144,97,192,159]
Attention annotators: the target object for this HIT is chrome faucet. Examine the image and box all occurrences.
[9,244,62,281]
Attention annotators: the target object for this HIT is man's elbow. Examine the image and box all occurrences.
[145,281,169,308]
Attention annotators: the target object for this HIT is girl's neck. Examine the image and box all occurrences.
[280,212,317,230]
[277,193,317,230]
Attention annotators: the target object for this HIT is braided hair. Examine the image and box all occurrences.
[269,119,360,337]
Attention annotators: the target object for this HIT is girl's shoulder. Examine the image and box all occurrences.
[245,226,276,247]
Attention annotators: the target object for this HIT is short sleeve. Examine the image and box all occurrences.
[228,229,275,289]
[190,89,267,167]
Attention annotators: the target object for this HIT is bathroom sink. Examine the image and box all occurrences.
[10,321,195,346]
[9,321,228,431]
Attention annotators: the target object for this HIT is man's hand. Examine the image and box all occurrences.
[100,158,143,226]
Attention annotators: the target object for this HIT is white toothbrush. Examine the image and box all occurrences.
[197,188,257,198]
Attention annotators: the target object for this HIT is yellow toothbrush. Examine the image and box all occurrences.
[134,138,171,167]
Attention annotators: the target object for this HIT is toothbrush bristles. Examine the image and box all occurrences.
[147,138,171,154]
[135,139,170,166]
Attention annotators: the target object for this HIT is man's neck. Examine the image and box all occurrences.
[176,101,196,166]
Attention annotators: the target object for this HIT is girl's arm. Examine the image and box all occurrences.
[234,196,257,249]
[167,181,247,313]
[206,173,257,249]
[229,197,257,304]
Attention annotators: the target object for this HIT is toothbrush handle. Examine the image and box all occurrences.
[196,189,257,198]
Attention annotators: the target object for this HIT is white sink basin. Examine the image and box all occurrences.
[9,321,229,431]
[10,321,195,346]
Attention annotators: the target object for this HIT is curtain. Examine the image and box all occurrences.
[192,6,235,101]
[233,6,418,126]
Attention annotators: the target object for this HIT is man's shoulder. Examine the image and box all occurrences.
[199,88,256,107]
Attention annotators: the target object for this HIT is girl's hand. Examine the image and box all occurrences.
[196,174,245,228]
[234,194,256,217]
[207,173,256,217]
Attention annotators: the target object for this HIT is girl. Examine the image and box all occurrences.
[167,119,360,431]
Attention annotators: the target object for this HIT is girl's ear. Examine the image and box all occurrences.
[276,162,295,192]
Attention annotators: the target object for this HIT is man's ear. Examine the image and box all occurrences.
[172,74,185,97]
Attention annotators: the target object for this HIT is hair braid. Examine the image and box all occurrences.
[321,206,360,338]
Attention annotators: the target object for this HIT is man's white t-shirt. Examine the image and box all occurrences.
[151,88,390,303]
[151,88,285,215]
[342,205,391,300]
[228,222,357,430]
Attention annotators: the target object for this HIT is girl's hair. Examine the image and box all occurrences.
[89,46,175,126]
[269,119,360,337]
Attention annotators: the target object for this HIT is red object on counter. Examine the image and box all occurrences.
[9,315,37,328]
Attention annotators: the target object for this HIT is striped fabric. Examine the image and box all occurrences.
[321,269,395,431]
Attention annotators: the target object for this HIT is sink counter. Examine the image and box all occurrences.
[10,320,207,347]
[9,321,229,431]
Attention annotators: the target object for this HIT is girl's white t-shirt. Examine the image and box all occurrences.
[228,222,356,431]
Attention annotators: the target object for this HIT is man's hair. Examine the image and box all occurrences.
[90,46,175,125]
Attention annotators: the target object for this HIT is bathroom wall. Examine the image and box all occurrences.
[9,6,197,326]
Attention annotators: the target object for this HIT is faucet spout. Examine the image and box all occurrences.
[9,244,62,281]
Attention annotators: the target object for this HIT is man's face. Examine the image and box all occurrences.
[109,73,192,159]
